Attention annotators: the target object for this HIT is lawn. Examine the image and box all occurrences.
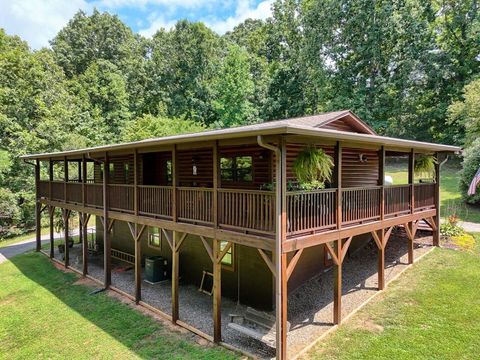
[386,163,480,223]
[305,234,480,360]
[0,253,237,360]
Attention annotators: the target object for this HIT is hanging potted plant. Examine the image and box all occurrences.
[293,145,334,190]
[415,155,437,183]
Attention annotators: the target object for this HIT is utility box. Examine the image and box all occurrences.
[145,256,168,284]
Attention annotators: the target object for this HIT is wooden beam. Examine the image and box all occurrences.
[82,213,88,276]
[379,146,385,221]
[384,226,394,247]
[378,229,385,290]
[286,248,304,281]
[49,206,55,259]
[335,142,342,230]
[371,230,382,249]
[213,238,221,342]
[433,152,440,246]
[171,230,182,323]
[200,236,214,263]
[103,152,111,288]
[172,145,178,222]
[340,236,353,263]
[258,248,276,277]
[134,149,138,216]
[162,228,173,250]
[135,223,142,303]
[217,241,232,263]
[63,208,70,268]
[333,239,342,324]
[409,149,415,214]
[35,159,41,252]
[213,141,219,228]
[325,242,340,266]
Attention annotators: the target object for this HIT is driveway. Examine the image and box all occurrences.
[0,228,90,264]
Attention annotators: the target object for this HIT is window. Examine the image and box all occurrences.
[148,227,161,250]
[220,156,253,183]
[220,241,234,270]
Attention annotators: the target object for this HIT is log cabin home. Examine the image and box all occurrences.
[22,110,460,359]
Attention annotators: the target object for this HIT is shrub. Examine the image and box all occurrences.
[440,222,464,237]
[459,138,480,205]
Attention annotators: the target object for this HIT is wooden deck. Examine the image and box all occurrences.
[37,180,436,245]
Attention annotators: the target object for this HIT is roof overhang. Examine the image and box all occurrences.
[20,123,461,161]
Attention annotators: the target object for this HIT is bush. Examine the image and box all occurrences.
[440,222,464,237]
[460,138,480,205]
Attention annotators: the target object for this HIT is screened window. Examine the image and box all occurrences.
[220,156,253,183]
[148,227,161,249]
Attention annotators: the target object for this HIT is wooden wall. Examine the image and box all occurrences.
[341,148,380,188]
[286,143,335,186]
[178,148,213,187]
[142,151,171,186]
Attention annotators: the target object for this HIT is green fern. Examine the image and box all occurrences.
[293,145,334,186]
[415,155,437,178]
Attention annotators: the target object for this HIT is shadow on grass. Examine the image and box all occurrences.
[8,252,237,360]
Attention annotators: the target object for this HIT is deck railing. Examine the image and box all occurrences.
[66,182,83,204]
[36,180,438,237]
[287,189,337,235]
[414,183,436,210]
[177,187,213,225]
[384,185,411,217]
[51,181,65,201]
[138,185,173,218]
[219,189,275,234]
[108,184,134,213]
[85,183,103,207]
[342,186,382,225]
[38,180,49,199]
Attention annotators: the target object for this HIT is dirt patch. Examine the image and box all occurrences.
[73,277,96,287]
[352,319,384,333]
[0,295,17,306]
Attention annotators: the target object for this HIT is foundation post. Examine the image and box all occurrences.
[63,209,69,268]
[433,152,441,246]
[172,230,180,323]
[82,214,88,275]
[135,224,142,303]
[213,238,221,342]
[103,152,111,288]
[408,222,414,264]
[49,206,55,258]
[333,239,342,324]
[378,230,385,290]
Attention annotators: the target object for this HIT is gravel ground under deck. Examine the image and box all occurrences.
[55,231,433,359]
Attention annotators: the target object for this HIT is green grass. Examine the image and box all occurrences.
[386,164,480,223]
[0,252,237,360]
[0,227,49,248]
[306,234,480,360]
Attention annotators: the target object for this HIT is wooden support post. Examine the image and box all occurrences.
[103,153,111,288]
[379,146,385,221]
[49,158,53,200]
[378,230,385,290]
[64,156,68,202]
[135,225,143,303]
[172,145,178,222]
[35,159,41,252]
[172,231,185,323]
[213,238,221,342]
[82,155,86,207]
[433,152,440,247]
[333,239,342,324]
[409,149,415,213]
[408,226,414,265]
[213,141,219,228]
[335,142,343,229]
[63,209,70,268]
[49,206,54,258]
[279,137,288,360]
[134,149,138,216]
[82,214,89,275]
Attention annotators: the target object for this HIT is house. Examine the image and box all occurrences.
[22,110,460,359]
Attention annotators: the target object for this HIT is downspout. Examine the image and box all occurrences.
[257,135,283,359]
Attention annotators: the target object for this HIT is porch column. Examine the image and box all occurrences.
[63,209,70,268]
[49,158,53,200]
[103,152,111,288]
[333,239,342,324]
[133,150,141,303]
[64,156,68,203]
[433,152,441,246]
[379,146,385,220]
[172,231,185,323]
[335,142,342,229]
[172,145,178,222]
[275,136,288,359]
[213,238,221,342]
[408,149,415,213]
[35,159,41,252]
[378,230,385,290]
[49,206,55,258]
[82,155,88,275]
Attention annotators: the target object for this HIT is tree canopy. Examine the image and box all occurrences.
[1,0,479,236]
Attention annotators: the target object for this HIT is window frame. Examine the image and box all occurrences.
[220,241,234,271]
[148,227,162,250]
[220,155,254,184]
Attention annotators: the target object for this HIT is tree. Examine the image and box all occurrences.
[213,44,257,127]
[460,138,480,205]
[447,78,480,146]
[120,114,207,142]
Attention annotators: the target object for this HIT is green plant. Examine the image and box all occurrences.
[440,222,464,237]
[452,233,476,251]
[460,138,480,205]
[293,145,334,188]
[414,155,437,178]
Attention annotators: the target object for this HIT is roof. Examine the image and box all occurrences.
[21,110,460,160]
